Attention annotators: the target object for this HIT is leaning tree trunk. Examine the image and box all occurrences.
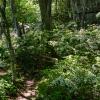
[0,0,16,82]
[38,0,52,30]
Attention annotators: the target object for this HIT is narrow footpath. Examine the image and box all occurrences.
[16,79,37,100]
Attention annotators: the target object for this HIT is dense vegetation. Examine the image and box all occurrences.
[0,0,100,100]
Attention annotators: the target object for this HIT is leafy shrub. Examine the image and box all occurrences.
[15,31,57,74]
[0,75,17,100]
[0,40,10,69]
[52,26,100,60]
[0,40,9,61]
[37,55,100,100]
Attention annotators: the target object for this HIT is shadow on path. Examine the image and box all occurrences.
[16,79,37,100]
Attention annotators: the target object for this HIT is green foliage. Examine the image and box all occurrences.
[0,40,9,69]
[1,0,100,100]
[37,55,100,100]
[15,31,56,74]
[16,0,40,23]
[52,25,100,59]
[0,75,17,100]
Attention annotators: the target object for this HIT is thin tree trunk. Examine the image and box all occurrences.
[22,22,25,34]
[10,0,22,37]
[0,0,16,82]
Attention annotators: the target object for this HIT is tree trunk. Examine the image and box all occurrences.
[0,0,16,82]
[10,0,22,37]
[38,0,52,30]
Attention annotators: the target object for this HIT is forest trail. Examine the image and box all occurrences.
[0,69,37,100]
[16,79,37,100]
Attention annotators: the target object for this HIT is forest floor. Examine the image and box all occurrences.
[16,79,37,100]
[0,69,37,100]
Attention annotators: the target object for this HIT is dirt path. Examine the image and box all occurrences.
[0,69,37,100]
[16,80,37,100]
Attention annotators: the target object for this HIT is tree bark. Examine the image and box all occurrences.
[0,0,16,82]
[10,0,22,37]
[38,0,52,30]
